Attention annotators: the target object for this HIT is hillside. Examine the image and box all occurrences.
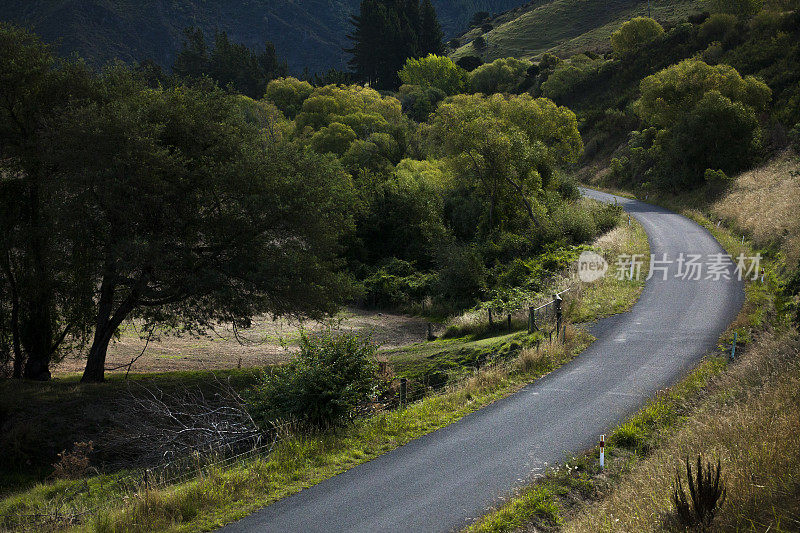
[0,0,530,74]
[450,0,702,62]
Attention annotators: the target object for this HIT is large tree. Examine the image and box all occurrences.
[40,73,356,382]
[419,0,445,56]
[0,24,95,380]
[347,0,444,90]
[426,93,582,234]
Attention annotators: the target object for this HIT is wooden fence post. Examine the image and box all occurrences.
[400,377,407,406]
[488,308,494,327]
[528,306,535,333]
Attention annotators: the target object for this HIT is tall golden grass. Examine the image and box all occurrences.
[564,327,800,532]
[712,149,800,266]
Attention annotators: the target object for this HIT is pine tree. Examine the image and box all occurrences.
[348,0,443,90]
[347,0,389,87]
[419,0,444,55]
[173,27,209,79]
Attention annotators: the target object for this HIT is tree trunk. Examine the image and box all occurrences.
[81,267,143,383]
[22,301,53,381]
[2,254,24,378]
[21,175,54,381]
[10,285,23,379]
[82,322,116,383]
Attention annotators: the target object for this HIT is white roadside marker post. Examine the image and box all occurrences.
[600,435,605,469]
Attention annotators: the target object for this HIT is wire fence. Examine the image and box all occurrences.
[5,289,577,531]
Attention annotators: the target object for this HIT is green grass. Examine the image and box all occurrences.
[567,214,650,324]
[451,0,703,63]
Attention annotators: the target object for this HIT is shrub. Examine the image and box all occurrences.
[434,243,487,308]
[52,441,93,479]
[398,84,447,121]
[470,11,491,27]
[263,76,313,118]
[672,455,727,528]
[310,122,357,155]
[472,36,486,52]
[456,55,483,72]
[633,60,771,188]
[611,17,665,55]
[361,260,434,308]
[398,54,468,95]
[699,13,737,44]
[706,0,764,16]
[469,57,532,94]
[654,90,759,187]
[704,168,731,183]
[246,332,380,429]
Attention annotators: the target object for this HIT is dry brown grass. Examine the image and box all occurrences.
[52,308,434,375]
[563,326,800,532]
[712,149,800,265]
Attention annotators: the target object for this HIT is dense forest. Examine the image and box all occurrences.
[0,0,529,73]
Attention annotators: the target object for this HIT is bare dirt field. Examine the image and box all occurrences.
[54,308,438,375]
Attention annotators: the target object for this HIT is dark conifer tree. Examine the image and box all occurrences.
[173,27,209,79]
[347,0,444,90]
[347,0,390,87]
[419,0,444,55]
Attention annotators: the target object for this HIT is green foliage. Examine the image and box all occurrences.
[706,0,764,15]
[622,59,772,188]
[469,57,533,94]
[704,168,731,183]
[653,90,760,186]
[434,243,488,308]
[311,122,359,155]
[610,17,665,55]
[356,159,449,267]
[246,331,380,428]
[295,84,402,134]
[637,59,771,128]
[540,54,603,102]
[699,13,738,44]
[397,84,447,122]
[398,54,468,95]
[457,55,484,72]
[426,93,582,234]
[173,27,287,98]
[361,259,434,308]
[263,77,314,119]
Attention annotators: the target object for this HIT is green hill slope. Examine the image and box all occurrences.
[451,0,703,62]
[0,0,532,74]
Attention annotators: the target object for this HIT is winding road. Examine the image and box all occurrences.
[222,189,744,533]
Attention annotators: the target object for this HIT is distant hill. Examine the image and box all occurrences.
[450,0,703,62]
[0,0,530,74]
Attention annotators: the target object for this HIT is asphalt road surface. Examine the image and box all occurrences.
[222,189,744,533]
